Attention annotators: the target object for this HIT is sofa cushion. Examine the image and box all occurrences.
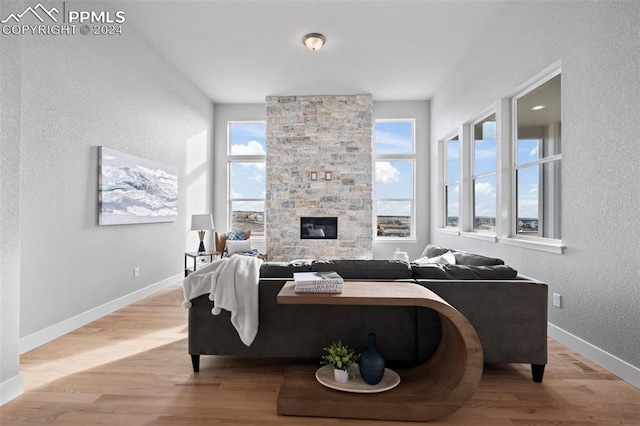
[452,251,504,266]
[259,262,312,279]
[225,239,252,254]
[411,264,518,280]
[311,259,413,280]
[420,244,505,266]
[410,263,450,279]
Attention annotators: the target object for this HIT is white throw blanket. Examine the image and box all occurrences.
[182,255,263,346]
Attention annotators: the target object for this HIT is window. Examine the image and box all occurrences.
[444,135,460,228]
[471,114,497,232]
[513,73,561,241]
[228,122,266,237]
[374,119,415,239]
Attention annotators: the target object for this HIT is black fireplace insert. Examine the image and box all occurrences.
[300,217,338,239]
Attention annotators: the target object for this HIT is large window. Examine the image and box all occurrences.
[444,135,460,228]
[228,122,266,237]
[513,73,561,240]
[374,119,415,239]
[471,114,497,232]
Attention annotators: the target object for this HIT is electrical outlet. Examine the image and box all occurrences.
[134,267,140,278]
[553,292,562,308]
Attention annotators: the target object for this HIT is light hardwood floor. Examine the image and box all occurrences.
[2,283,639,425]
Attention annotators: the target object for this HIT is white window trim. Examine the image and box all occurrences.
[437,227,461,237]
[373,118,416,241]
[440,132,461,232]
[499,236,565,254]
[227,121,267,240]
[227,120,266,156]
[464,110,498,238]
[434,63,565,254]
[502,66,563,252]
[461,231,498,242]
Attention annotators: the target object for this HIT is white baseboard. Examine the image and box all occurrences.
[20,274,182,355]
[0,373,23,406]
[548,322,640,389]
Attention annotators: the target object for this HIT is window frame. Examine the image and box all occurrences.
[227,121,266,240]
[440,133,461,233]
[373,118,416,241]
[505,69,564,252]
[468,111,498,237]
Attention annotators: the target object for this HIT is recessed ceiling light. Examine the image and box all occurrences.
[303,33,326,51]
[531,105,546,111]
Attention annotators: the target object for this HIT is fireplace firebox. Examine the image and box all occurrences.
[300,217,338,239]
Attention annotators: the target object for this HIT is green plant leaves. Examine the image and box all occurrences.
[320,340,360,371]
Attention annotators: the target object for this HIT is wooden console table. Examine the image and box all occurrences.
[276,281,483,422]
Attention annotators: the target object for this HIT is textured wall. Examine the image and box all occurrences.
[430,1,640,370]
[0,0,23,401]
[265,95,373,260]
[17,26,213,338]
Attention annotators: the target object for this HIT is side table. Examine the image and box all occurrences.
[184,250,221,276]
[276,281,483,422]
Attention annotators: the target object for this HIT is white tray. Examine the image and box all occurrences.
[315,365,400,393]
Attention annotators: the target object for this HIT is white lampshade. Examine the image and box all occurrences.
[191,214,214,231]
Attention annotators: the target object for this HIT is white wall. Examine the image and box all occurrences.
[430,1,640,381]
[11,19,213,349]
[0,0,24,404]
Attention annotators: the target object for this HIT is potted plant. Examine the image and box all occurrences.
[321,340,360,384]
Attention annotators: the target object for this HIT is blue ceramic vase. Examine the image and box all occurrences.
[359,333,385,385]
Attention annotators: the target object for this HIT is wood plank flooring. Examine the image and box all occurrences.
[2,283,639,425]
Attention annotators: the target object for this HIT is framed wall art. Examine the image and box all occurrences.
[99,146,178,225]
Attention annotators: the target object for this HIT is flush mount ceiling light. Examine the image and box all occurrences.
[531,105,546,110]
[303,33,326,51]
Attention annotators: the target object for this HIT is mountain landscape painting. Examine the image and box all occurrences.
[99,147,178,225]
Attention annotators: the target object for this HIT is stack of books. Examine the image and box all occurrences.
[293,271,344,293]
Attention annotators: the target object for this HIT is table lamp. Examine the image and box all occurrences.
[191,214,214,254]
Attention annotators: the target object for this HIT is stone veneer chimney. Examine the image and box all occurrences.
[265,94,373,261]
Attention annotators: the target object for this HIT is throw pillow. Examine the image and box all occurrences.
[419,244,450,259]
[413,250,456,265]
[225,239,252,254]
[226,230,247,241]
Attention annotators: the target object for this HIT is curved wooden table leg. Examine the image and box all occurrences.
[276,281,483,422]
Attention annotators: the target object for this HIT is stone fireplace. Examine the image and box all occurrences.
[265,94,373,260]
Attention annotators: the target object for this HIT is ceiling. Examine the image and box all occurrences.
[125,1,513,104]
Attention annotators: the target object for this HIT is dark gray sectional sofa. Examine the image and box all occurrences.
[187,245,548,382]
